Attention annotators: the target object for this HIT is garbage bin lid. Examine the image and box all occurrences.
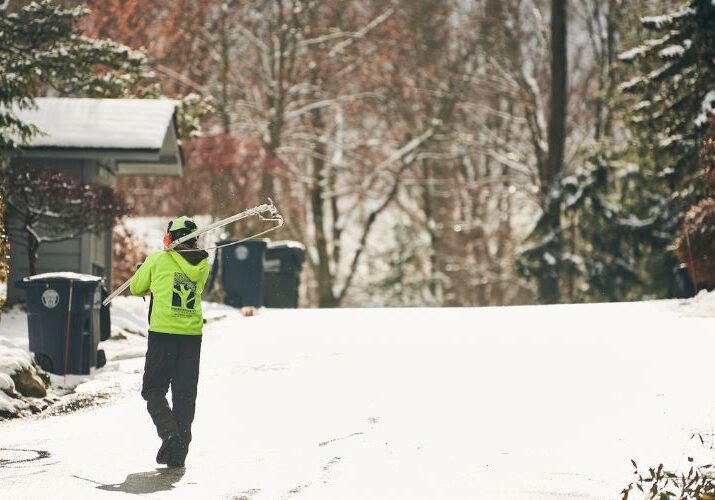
[22,272,103,283]
[267,240,306,250]
[216,238,269,247]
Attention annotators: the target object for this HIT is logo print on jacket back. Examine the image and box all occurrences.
[172,273,197,310]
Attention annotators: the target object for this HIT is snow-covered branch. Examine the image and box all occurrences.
[327,8,394,58]
[284,92,380,121]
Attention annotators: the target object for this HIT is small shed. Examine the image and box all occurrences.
[5,98,184,303]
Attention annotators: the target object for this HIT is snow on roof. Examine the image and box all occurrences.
[12,98,178,151]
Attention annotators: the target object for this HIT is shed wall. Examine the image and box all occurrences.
[7,157,114,303]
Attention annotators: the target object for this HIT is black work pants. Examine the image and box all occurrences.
[141,332,202,446]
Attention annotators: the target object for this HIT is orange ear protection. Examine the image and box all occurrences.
[163,233,172,248]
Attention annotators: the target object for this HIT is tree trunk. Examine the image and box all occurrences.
[547,0,568,187]
[262,130,279,201]
[538,0,568,304]
[309,102,338,308]
[421,160,439,299]
[603,0,619,138]
[27,229,39,277]
[218,8,232,134]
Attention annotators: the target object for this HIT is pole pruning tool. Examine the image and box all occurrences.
[102,199,284,307]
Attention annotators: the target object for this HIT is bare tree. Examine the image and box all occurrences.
[88,0,649,307]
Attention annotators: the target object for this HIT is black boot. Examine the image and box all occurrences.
[167,438,188,468]
[156,434,179,465]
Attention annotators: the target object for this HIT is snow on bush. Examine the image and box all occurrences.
[0,373,12,391]
[0,337,32,381]
[0,389,29,415]
[0,337,33,415]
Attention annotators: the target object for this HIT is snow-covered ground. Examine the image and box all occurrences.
[0,296,229,416]
[2,295,715,499]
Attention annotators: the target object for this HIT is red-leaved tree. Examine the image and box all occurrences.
[7,168,130,275]
[112,221,147,289]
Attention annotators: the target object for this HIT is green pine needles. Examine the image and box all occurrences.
[0,0,156,151]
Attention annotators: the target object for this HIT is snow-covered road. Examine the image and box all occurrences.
[2,300,715,499]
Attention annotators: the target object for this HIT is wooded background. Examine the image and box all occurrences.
[7,0,713,308]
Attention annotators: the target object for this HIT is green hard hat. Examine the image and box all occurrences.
[166,216,198,245]
[167,216,197,233]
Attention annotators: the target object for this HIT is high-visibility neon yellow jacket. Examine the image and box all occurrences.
[129,247,210,335]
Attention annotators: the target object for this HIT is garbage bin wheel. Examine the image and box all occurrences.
[96,349,106,369]
[34,353,53,373]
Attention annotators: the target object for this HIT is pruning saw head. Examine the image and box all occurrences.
[259,197,284,225]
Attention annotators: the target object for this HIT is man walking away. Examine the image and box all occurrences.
[130,216,209,467]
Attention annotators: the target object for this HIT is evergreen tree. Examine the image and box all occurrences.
[563,153,674,301]
[0,1,155,300]
[620,0,715,296]
[0,0,153,151]
[569,0,715,301]
[370,224,441,307]
[620,1,715,155]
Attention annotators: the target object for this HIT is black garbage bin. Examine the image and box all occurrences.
[17,273,106,375]
[100,286,111,342]
[675,265,696,298]
[263,241,305,308]
[220,240,268,308]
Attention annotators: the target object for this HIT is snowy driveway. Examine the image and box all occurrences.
[2,300,715,499]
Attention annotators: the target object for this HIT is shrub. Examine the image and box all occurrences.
[676,198,715,286]
[112,221,148,289]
